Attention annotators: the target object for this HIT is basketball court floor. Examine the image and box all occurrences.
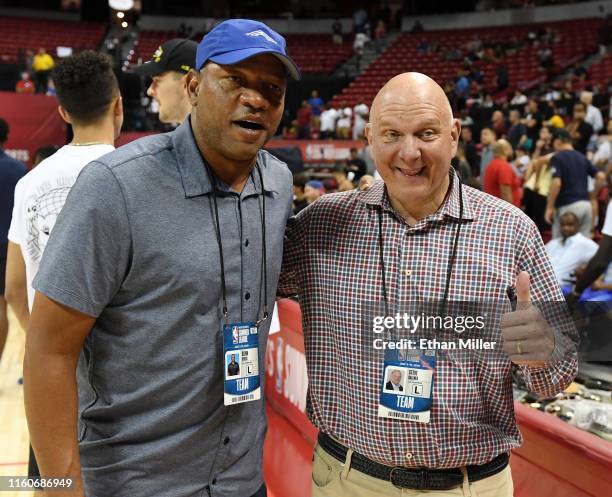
[0,309,34,497]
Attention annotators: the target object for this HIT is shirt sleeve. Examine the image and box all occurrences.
[515,219,578,398]
[277,201,315,298]
[586,159,598,177]
[32,162,132,318]
[498,163,516,186]
[7,178,25,245]
[550,155,561,178]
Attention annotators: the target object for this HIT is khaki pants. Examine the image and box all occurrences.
[311,442,514,497]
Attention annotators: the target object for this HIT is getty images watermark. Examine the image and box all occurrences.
[371,311,497,351]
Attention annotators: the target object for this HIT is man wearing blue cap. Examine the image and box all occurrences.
[24,19,299,497]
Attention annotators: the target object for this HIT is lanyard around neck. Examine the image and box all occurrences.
[377,175,464,317]
[202,163,269,326]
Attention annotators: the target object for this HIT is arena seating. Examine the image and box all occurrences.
[330,18,601,108]
[128,31,353,74]
[586,53,612,86]
[0,16,106,63]
[283,34,353,74]
[128,29,178,66]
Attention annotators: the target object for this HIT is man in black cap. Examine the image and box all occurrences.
[134,38,197,125]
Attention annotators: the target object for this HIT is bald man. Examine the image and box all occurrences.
[279,73,577,497]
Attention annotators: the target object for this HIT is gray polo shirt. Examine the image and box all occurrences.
[33,119,293,497]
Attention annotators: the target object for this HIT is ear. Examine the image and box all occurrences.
[185,69,200,106]
[450,118,461,156]
[57,105,71,124]
[364,122,372,146]
[114,95,123,117]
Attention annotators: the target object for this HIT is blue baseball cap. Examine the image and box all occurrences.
[196,19,301,80]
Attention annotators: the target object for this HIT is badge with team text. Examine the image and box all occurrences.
[378,349,435,422]
[223,322,260,405]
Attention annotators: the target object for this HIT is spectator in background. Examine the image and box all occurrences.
[373,20,386,52]
[304,180,323,205]
[484,139,521,206]
[45,78,56,97]
[297,100,312,139]
[353,100,369,140]
[558,79,576,116]
[308,90,324,132]
[496,63,509,92]
[411,20,424,33]
[513,144,530,176]
[319,104,338,139]
[460,127,480,177]
[347,147,366,180]
[523,144,554,233]
[510,89,528,106]
[454,69,470,108]
[292,173,309,215]
[353,32,369,68]
[336,107,352,139]
[0,117,28,365]
[332,164,354,192]
[591,119,612,167]
[507,109,527,150]
[567,102,594,155]
[479,127,496,181]
[352,8,368,33]
[332,18,343,45]
[31,47,55,94]
[545,129,605,237]
[133,39,198,125]
[545,212,599,286]
[452,142,472,183]
[491,110,507,138]
[15,72,35,94]
[580,90,604,134]
[524,98,544,143]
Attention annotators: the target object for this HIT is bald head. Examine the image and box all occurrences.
[369,72,453,129]
[364,72,461,224]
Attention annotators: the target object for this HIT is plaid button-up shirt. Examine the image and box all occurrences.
[278,172,577,469]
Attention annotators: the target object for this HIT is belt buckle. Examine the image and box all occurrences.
[389,467,427,490]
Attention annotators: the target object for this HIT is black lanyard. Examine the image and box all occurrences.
[378,175,464,317]
[203,163,269,326]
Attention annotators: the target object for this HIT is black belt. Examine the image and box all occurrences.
[318,432,509,491]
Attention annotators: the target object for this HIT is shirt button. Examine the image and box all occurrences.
[245,292,250,300]
[405,270,412,276]
[406,452,413,460]
[223,436,230,445]
[244,239,249,247]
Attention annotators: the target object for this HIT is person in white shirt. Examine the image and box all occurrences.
[352,100,369,140]
[545,211,598,286]
[336,106,352,139]
[591,119,612,167]
[5,50,123,329]
[320,104,339,139]
[581,91,604,134]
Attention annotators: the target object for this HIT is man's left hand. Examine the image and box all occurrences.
[501,271,555,367]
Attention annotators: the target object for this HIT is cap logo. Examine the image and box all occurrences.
[245,30,278,45]
[153,46,163,62]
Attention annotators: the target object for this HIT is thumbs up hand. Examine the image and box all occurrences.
[501,271,555,366]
